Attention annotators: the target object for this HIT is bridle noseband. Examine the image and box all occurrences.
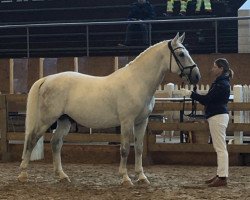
[168,40,197,83]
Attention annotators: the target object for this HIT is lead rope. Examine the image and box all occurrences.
[182,85,197,118]
[190,85,197,118]
[169,51,172,73]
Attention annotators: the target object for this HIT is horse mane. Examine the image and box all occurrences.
[125,40,169,68]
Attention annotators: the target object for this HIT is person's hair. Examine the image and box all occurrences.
[214,58,234,79]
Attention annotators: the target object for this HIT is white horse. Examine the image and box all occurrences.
[18,33,201,186]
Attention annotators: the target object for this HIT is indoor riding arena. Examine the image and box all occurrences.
[0,1,250,200]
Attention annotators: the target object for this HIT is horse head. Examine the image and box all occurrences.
[168,32,201,84]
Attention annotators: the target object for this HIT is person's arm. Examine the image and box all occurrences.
[191,83,228,106]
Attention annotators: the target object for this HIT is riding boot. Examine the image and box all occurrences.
[208,177,227,187]
[205,175,217,184]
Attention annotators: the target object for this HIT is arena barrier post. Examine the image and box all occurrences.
[0,94,10,161]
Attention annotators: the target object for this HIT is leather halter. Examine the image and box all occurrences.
[168,40,197,83]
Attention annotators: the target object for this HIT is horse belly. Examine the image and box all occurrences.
[66,105,119,129]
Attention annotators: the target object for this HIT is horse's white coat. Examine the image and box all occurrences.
[18,33,201,185]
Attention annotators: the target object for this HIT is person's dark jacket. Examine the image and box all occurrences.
[128,1,156,20]
[190,74,231,119]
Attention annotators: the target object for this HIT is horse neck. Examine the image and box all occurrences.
[129,42,169,96]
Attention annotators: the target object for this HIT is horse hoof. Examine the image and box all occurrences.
[59,176,71,183]
[136,178,150,185]
[121,180,134,187]
[17,171,28,182]
[55,171,71,182]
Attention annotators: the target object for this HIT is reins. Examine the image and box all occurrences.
[182,85,197,118]
[182,85,205,120]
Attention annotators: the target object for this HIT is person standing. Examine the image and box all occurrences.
[122,0,155,46]
[181,58,234,187]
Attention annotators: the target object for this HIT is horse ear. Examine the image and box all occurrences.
[172,32,180,44]
[178,32,185,43]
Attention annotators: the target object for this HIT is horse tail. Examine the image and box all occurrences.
[22,77,46,161]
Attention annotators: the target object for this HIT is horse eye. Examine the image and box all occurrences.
[179,52,185,57]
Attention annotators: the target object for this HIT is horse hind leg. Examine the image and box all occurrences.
[134,118,150,185]
[51,116,71,182]
[18,125,49,182]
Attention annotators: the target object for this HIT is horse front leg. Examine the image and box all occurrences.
[51,118,71,182]
[119,121,134,187]
[134,118,150,185]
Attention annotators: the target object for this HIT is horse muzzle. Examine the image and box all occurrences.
[190,66,201,84]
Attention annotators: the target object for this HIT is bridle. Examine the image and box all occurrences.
[168,40,203,119]
[168,40,197,83]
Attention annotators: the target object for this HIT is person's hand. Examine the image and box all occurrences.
[180,88,192,97]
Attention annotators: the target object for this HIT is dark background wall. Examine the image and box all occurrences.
[0,0,247,58]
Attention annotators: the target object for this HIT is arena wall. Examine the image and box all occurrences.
[1,53,250,94]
